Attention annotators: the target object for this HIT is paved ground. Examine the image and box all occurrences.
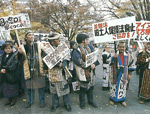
[0,49,150,114]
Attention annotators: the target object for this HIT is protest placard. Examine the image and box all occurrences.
[93,16,136,43]
[41,41,54,54]
[43,42,70,69]
[0,31,10,41]
[85,49,98,67]
[134,21,150,42]
[0,14,31,31]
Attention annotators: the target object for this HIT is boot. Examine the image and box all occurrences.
[87,87,98,107]
[5,98,12,106]
[79,93,85,109]
[10,97,16,106]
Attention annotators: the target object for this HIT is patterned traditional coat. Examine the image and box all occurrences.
[24,42,46,89]
[72,44,99,89]
[137,50,150,99]
[109,52,132,102]
[49,45,70,97]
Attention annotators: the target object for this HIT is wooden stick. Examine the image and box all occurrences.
[15,30,21,46]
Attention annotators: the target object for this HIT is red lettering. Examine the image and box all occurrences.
[104,22,108,27]
[117,33,122,39]
[122,33,126,38]
[127,32,130,38]
[98,23,102,28]
[94,24,97,29]
[145,29,150,35]
[136,22,141,29]
[113,34,116,39]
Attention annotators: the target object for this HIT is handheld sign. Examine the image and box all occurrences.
[93,16,136,43]
[0,14,31,31]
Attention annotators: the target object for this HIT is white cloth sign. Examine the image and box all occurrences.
[93,16,136,43]
[135,21,150,42]
[74,64,86,81]
[85,49,98,67]
[43,42,70,69]
[0,14,31,31]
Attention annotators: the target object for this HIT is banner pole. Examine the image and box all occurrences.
[114,41,117,53]
[15,30,21,46]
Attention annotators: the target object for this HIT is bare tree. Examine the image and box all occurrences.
[23,0,102,40]
[87,0,150,21]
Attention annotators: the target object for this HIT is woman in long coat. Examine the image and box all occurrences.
[0,42,19,106]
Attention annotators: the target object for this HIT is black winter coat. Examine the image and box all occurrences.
[0,52,19,84]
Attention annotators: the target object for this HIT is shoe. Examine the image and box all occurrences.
[51,105,59,112]
[102,87,110,91]
[5,99,12,106]
[80,103,85,109]
[88,102,98,107]
[110,101,114,105]
[121,102,127,107]
[40,102,45,108]
[10,99,16,106]
[139,100,144,104]
[25,102,32,108]
[65,104,72,112]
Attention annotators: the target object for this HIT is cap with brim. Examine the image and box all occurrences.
[48,33,60,41]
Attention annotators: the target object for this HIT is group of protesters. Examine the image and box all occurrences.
[0,30,150,112]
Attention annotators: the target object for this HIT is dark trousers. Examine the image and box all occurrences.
[0,85,3,99]
[27,87,45,104]
[138,70,144,97]
[79,86,95,104]
[0,76,3,99]
[51,93,70,107]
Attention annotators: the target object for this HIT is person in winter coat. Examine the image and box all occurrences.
[0,42,19,106]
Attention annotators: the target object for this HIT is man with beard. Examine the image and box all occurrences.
[22,30,46,108]
[109,41,133,107]
[48,33,72,112]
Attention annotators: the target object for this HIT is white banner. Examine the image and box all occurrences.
[0,14,31,31]
[135,21,150,42]
[0,31,10,41]
[93,16,136,43]
[43,42,70,69]
[85,49,98,67]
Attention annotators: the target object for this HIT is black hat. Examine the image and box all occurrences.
[76,33,89,44]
